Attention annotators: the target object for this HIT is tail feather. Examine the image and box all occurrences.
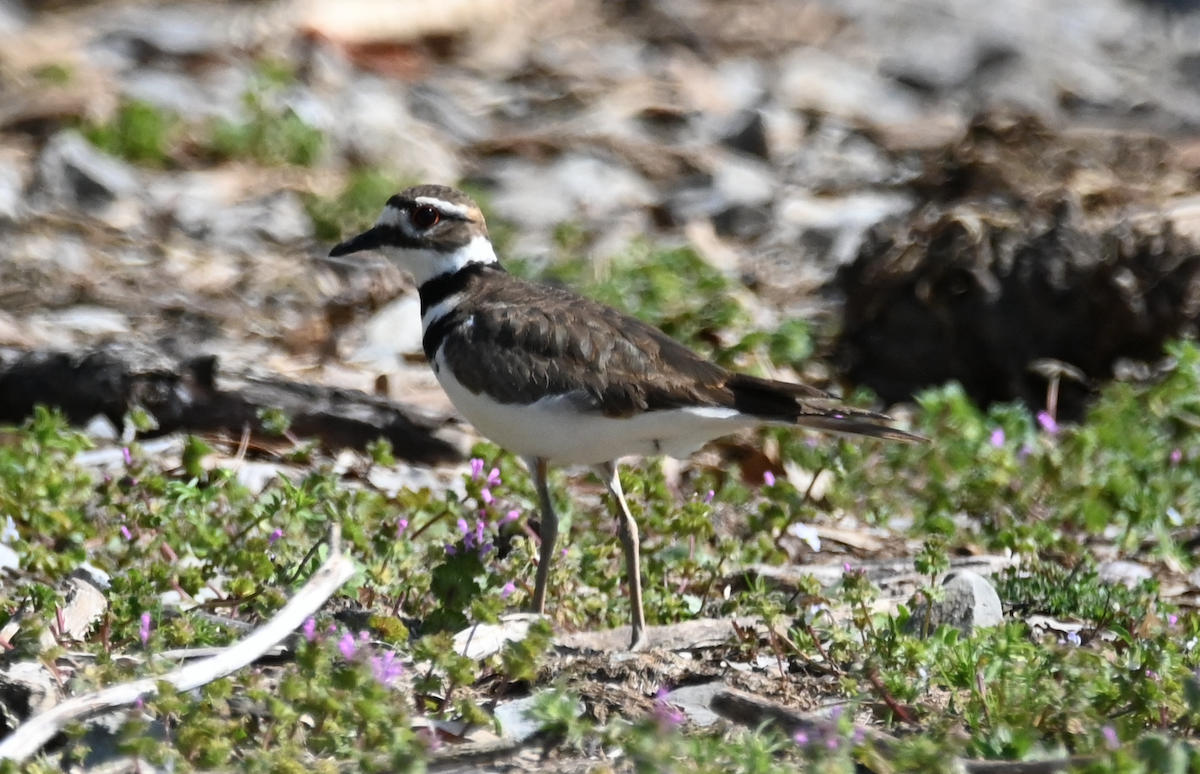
[727,373,927,443]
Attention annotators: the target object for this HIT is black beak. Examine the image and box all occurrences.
[329,226,388,257]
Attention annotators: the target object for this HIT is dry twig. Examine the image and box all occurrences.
[0,526,356,763]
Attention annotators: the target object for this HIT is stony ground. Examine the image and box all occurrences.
[4,0,1200,771]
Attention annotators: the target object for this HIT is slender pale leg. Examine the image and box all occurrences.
[527,456,558,616]
[598,461,648,651]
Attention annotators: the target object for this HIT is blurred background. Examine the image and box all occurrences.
[3,0,1200,442]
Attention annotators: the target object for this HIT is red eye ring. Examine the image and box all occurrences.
[411,205,440,229]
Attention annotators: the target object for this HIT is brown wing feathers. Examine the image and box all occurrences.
[435,269,922,442]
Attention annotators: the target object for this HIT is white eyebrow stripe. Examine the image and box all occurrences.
[415,196,473,219]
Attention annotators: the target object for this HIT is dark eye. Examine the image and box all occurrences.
[411,205,440,230]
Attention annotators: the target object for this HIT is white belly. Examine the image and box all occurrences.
[433,350,756,464]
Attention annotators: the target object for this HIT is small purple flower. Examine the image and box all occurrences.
[829,706,843,722]
[826,736,840,751]
[122,447,132,466]
[704,489,715,504]
[370,651,404,686]
[990,428,1005,447]
[457,518,470,536]
[445,544,456,555]
[397,518,409,536]
[481,488,494,505]
[302,618,317,642]
[470,458,484,479]
[843,562,853,573]
[852,728,865,745]
[139,612,151,646]
[793,731,809,746]
[486,467,501,487]
[1102,725,1119,750]
[501,509,520,525]
[475,521,486,545]
[120,525,132,541]
[652,687,684,731]
[338,632,357,659]
[763,471,776,486]
[1170,448,1183,466]
[1036,411,1058,434]
[501,581,516,599]
[1169,614,1179,626]
[268,528,283,545]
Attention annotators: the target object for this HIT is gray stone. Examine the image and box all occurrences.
[173,190,312,253]
[493,694,545,743]
[34,131,142,229]
[0,662,58,722]
[721,110,769,159]
[1098,560,1153,588]
[121,66,246,121]
[711,153,777,207]
[72,562,113,591]
[773,191,914,266]
[777,48,922,126]
[904,569,1003,636]
[331,77,461,183]
[489,154,655,256]
[0,154,25,222]
[663,681,726,728]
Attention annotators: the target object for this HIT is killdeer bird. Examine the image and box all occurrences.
[330,184,922,650]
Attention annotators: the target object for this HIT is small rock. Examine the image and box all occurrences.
[452,613,545,661]
[904,569,1003,637]
[0,153,25,222]
[121,66,246,121]
[0,662,58,723]
[721,110,769,159]
[1098,560,1153,588]
[331,77,461,183]
[0,544,16,573]
[663,681,726,728]
[56,577,108,642]
[408,79,495,145]
[711,203,771,240]
[711,152,777,207]
[493,694,544,743]
[33,307,131,338]
[174,190,313,253]
[33,131,142,229]
[489,154,655,255]
[777,48,921,126]
[72,562,112,591]
[774,191,914,265]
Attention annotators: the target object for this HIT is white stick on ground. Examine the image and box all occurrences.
[0,526,357,763]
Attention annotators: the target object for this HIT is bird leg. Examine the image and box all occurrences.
[528,456,558,617]
[599,461,648,651]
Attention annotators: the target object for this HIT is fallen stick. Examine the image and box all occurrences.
[0,526,357,763]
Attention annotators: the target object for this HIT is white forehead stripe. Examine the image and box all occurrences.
[415,196,473,220]
[376,204,409,230]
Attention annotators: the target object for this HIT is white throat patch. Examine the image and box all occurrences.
[379,234,498,285]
